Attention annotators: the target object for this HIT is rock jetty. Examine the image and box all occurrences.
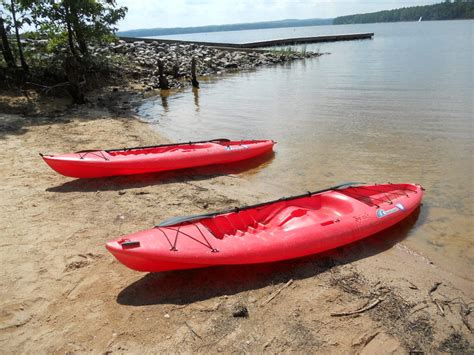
[91,39,322,90]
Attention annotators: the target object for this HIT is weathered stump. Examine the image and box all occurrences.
[157,59,169,90]
[191,57,199,89]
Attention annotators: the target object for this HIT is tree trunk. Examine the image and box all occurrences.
[64,4,79,59]
[0,15,16,68]
[10,0,28,71]
[68,1,88,56]
[74,27,88,56]
[64,55,85,104]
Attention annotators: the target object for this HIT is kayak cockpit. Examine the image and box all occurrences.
[107,143,216,156]
[106,140,269,157]
[195,184,419,239]
[199,192,355,238]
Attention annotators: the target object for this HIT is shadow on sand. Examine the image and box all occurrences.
[46,151,275,193]
[116,207,422,306]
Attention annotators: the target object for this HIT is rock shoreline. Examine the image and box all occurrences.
[94,39,322,90]
[1,38,322,115]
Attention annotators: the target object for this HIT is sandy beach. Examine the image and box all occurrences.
[0,106,472,353]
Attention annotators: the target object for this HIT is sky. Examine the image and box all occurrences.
[115,0,441,31]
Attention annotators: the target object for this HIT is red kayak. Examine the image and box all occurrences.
[106,183,424,272]
[41,138,275,178]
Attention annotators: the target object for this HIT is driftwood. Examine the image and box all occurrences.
[261,279,293,306]
[331,298,384,317]
[191,57,199,88]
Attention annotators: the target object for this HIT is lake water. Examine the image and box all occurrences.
[139,20,473,280]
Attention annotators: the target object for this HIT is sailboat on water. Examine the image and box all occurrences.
[418,16,423,22]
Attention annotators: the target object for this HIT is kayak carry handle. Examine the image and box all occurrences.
[157,182,364,227]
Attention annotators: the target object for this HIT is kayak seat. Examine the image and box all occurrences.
[318,194,355,216]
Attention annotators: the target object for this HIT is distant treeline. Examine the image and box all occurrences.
[334,1,474,24]
[118,18,333,38]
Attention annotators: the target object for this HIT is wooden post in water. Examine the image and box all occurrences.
[157,59,169,90]
[191,57,199,88]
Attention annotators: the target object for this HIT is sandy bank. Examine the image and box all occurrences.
[0,109,472,353]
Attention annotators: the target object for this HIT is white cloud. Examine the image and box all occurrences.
[116,0,441,31]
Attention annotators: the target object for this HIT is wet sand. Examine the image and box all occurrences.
[0,108,472,352]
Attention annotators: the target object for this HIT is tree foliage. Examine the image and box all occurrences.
[334,1,474,24]
[26,0,127,58]
[1,0,127,103]
[1,0,31,69]
[0,0,127,67]
[0,6,16,67]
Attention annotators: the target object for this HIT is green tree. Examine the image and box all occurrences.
[27,0,127,60]
[0,8,16,67]
[9,0,28,70]
[1,1,31,71]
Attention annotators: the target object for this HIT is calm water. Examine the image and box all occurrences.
[139,20,473,279]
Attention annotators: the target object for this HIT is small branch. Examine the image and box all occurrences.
[261,279,293,306]
[26,80,77,94]
[44,81,72,94]
[185,321,202,340]
[410,303,430,315]
[428,281,442,296]
[331,298,384,317]
[460,301,472,333]
[197,332,228,350]
[25,81,50,89]
[360,332,379,348]
[433,300,445,316]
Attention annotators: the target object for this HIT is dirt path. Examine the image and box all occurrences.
[0,109,472,353]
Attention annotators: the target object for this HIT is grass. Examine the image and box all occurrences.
[267,44,321,57]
